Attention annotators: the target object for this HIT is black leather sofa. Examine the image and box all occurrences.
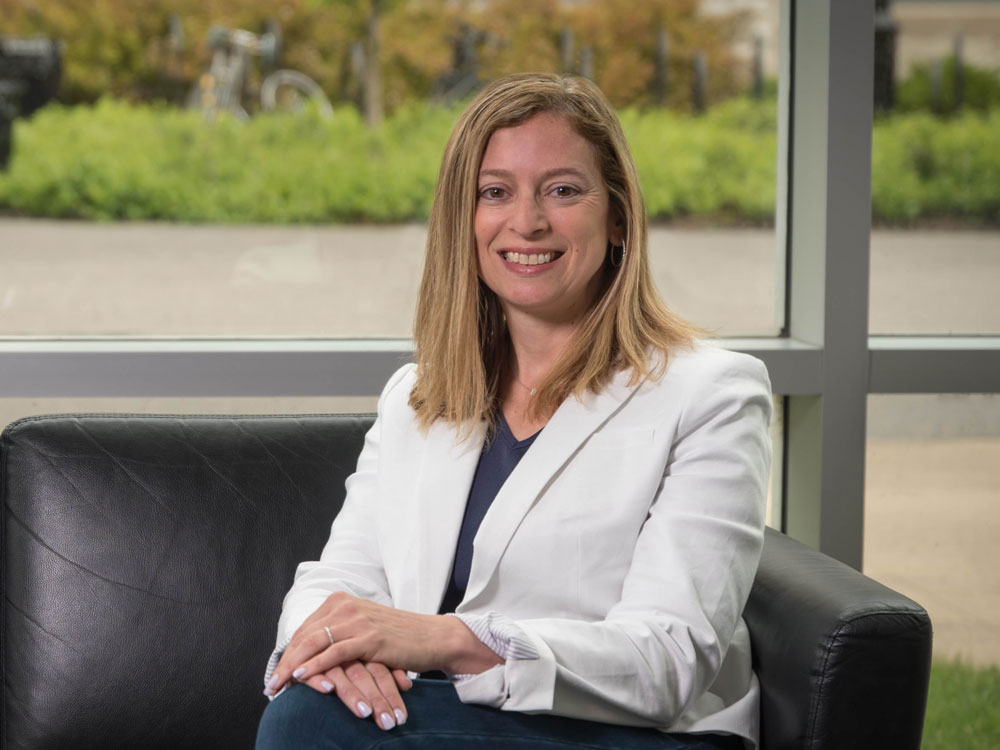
[1,414,932,749]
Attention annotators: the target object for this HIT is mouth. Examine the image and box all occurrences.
[500,250,564,266]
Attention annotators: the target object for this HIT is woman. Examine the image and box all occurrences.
[257,73,772,750]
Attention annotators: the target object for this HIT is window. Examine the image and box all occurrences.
[2,0,999,577]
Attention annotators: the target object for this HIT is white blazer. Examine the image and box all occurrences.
[274,344,772,746]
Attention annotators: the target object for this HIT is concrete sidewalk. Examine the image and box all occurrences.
[2,219,999,337]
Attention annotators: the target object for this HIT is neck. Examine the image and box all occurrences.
[504,307,582,387]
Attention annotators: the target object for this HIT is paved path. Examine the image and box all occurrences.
[1,219,998,666]
[1,220,998,337]
[864,436,1000,668]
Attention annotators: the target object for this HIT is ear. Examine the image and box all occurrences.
[607,212,624,247]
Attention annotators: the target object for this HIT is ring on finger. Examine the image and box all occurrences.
[324,626,334,645]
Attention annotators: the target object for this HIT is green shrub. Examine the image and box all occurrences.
[622,100,776,223]
[0,99,455,222]
[896,57,1000,114]
[1,98,996,225]
[872,110,1000,224]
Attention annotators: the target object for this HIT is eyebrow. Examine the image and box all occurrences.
[478,167,592,181]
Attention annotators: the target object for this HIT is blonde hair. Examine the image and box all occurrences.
[409,72,699,432]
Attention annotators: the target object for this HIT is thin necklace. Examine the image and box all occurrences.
[514,374,537,397]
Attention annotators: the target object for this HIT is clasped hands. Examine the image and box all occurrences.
[264,592,503,731]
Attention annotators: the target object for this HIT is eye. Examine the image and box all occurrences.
[479,186,507,201]
[551,185,580,198]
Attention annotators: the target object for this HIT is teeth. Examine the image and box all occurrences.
[503,252,556,265]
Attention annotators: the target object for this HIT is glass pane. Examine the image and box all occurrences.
[0,222,425,338]
[870,2,1000,334]
[865,394,1000,666]
[870,230,1000,334]
[0,1,782,338]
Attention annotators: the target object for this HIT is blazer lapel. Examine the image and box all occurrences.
[461,371,645,608]
[404,420,484,614]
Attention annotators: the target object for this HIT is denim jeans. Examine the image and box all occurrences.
[256,680,746,750]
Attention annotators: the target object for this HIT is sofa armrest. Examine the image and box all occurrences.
[745,527,933,750]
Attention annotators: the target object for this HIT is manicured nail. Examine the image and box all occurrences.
[357,701,373,718]
[380,712,396,730]
[292,667,306,679]
[263,674,279,696]
[394,708,407,725]
[321,680,334,692]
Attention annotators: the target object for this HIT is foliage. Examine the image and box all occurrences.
[0,0,354,104]
[0,97,996,225]
[0,99,452,222]
[561,0,750,110]
[922,659,1000,750]
[896,57,1000,114]
[0,0,756,112]
[872,109,1000,224]
[622,97,776,223]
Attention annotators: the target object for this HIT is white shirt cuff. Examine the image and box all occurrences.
[263,635,293,698]
[447,610,539,679]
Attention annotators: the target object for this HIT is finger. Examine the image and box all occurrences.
[392,668,413,692]
[343,661,399,730]
[368,662,408,725]
[328,664,378,724]
[302,673,337,695]
[268,630,325,694]
[284,636,371,687]
[269,626,346,695]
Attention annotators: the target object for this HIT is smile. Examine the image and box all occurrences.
[501,251,563,266]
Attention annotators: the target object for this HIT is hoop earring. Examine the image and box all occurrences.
[610,242,626,268]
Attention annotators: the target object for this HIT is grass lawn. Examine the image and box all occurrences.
[922,659,1000,749]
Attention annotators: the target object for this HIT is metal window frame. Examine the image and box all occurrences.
[1,0,997,569]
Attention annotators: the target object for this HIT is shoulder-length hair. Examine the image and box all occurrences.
[409,72,699,433]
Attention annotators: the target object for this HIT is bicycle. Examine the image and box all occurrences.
[188,24,333,120]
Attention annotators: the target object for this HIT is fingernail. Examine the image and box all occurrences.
[357,701,373,718]
[263,674,279,696]
[380,712,396,730]
[292,667,306,679]
[394,708,407,725]
[321,680,334,692]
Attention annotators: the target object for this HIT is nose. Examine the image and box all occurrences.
[510,193,549,237]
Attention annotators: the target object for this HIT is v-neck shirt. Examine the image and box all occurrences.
[437,412,541,614]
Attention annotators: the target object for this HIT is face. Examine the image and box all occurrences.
[474,112,620,325]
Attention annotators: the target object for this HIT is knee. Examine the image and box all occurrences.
[256,684,344,750]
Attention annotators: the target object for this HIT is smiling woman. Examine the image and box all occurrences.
[256,73,772,750]
[475,113,618,337]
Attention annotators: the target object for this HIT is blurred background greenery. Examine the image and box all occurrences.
[0,0,748,110]
[1,0,996,225]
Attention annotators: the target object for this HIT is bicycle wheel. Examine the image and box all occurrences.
[260,69,333,118]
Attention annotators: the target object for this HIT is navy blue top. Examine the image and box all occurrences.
[437,412,540,614]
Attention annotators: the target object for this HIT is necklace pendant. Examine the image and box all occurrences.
[529,387,537,396]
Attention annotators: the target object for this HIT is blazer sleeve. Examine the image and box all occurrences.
[271,364,414,650]
[454,353,772,729]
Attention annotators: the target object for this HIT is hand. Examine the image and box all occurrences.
[300,660,411,731]
[266,592,502,700]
